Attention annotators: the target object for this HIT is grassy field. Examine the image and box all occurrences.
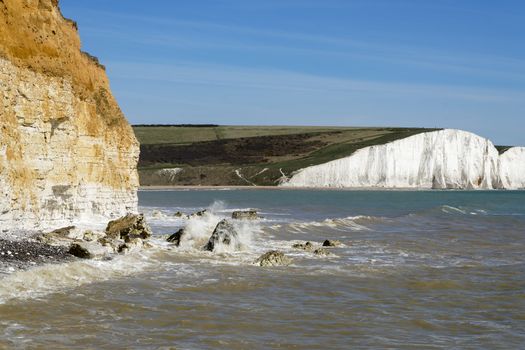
[133,125,363,145]
[134,125,440,186]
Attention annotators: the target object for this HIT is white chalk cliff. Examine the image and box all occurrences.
[499,147,525,190]
[0,0,139,230]
[281,129,524,189]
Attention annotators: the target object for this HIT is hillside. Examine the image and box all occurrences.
[135,125,440,186]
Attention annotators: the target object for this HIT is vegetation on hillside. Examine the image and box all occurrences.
[134,125,441,186]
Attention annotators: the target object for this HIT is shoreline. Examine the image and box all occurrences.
[138,185,520,192]
[0,239,73,275]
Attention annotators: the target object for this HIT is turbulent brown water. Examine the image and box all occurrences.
[1,190,524,349]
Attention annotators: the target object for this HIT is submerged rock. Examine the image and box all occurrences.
[322,240,341,247]
[69,242,112,259]
[204,219,240,252]
[232,210,258,220]
[83,230,106,242]
[119,237,144,254]
[106,214,152,240]
[98,237,125,253]
[167,228,185,246]
[191,210,208,218]
[292,241,315,251]
[255,251,292,267]
[313,248,332,256]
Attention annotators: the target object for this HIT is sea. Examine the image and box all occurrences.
[0,189,524,349]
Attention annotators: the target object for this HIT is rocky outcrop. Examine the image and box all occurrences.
[499,147,525,190]
[0,0,139,231]
[105,214,152,240]
[69,241,112,259]
[313,248,332,257]
[282,129,524,189]
[232,210,258,220]
[204,219,241,252]
[292,241,314,251]
[167,228,185,246]
[323,240,341,247]
[255,251,292,267]
[36,214,152,259]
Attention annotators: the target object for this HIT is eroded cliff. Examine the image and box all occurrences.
[282,129,524,189]
[499,147,525,190]
[0,0,139,230]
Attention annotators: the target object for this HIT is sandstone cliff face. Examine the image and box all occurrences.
[0,0,139,230]
[282,129,524,189]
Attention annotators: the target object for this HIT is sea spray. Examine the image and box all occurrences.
[0,248,160,304]
[174,201,262,253]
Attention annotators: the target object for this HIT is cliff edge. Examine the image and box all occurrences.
[0,0,139,230]
[281,129,524,189]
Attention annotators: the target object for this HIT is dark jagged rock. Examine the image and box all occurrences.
[255,251,292,267]
[322,240,341,247]
[191,209,208,218]
[106,214,152,240]
[292,241,314,251]
[232,210,258,220]
[68,242,111,259]
[167,228,185,246]
[204,219,240,252]
[68,243,92,259]
[313,248,331,256]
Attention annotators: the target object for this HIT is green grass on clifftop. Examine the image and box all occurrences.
[133,125,441,186]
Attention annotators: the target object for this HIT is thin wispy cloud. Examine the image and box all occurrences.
[60,0,525,144]
[75,8,525,86]
[108,61,525,102]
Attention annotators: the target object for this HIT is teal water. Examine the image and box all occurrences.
[0,189,524,349]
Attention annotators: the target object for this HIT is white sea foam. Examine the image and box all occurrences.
[281,216,375,233]
[164,201,263,254]
[0,248,159,304]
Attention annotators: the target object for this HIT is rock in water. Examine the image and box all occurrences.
[69,242,111,259]
[292,241,314,251]
[119,237,144,254]
[232,210,258,220]
[322,240,341,247]
[167,228,185,246]
[313,248,331,256]
[0,0,139,231]
[256,251,292,267]
[83,230,106,242]
[191,210,208,218]
[204,220,240,252]
[106,214,152,240]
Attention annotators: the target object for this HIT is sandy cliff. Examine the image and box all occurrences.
[282,129,524,189]
[0,0,139,230]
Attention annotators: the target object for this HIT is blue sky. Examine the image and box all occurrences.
[60,0,525,145]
